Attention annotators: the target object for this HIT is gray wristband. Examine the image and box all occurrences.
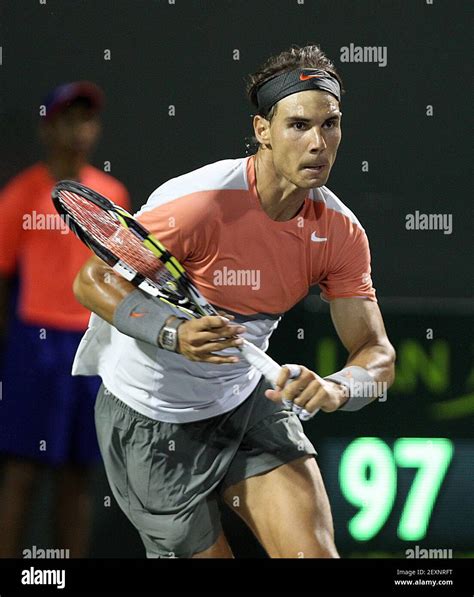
[324,366,379,412]
[113,289,173,346]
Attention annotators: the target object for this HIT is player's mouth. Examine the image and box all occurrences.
[302,163,328,175]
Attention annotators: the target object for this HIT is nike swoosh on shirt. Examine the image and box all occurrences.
[130,312,147,318]
[311,232,328,242]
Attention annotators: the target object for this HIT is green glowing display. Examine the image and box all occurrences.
[395,438,453,540]
[339,438,396,541]
[339,437,453,542]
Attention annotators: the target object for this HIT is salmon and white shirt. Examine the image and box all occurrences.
[73,155,377,423]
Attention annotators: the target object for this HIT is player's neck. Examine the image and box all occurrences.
[254,150,307,222]
[45,152,88,182]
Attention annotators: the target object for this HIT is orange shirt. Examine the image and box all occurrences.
[0,163,130,330]
[137,155,376,316]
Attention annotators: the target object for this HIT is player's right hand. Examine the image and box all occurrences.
[177,315,246,364]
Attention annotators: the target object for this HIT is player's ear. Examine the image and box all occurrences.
[253,114,271,146]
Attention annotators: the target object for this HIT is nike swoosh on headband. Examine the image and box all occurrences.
[299,72,324,81]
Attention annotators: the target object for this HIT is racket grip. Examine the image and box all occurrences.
[239,339,282,387]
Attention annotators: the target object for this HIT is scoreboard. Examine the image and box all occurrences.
[321,437,472,554]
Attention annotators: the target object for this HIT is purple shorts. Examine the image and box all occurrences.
[0,317,101,466]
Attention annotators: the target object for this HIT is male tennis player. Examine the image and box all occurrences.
[73,44,395,558]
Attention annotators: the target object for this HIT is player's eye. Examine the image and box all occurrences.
[323,119,338,129]
[292,122,307,130]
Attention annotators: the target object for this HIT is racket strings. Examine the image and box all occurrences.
[58,190,186,302]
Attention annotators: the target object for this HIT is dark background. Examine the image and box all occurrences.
[0,0,472,559]
[1,0,471,299]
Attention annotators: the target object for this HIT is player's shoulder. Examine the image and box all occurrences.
[310,185,365,231]
[142,157,249,212]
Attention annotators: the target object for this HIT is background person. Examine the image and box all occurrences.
[0,81,130,557]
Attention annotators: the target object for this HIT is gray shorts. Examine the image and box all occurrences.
[94,377,317,558]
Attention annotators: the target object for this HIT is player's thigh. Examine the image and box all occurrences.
[96,384,241,558]
[222,455,339,558]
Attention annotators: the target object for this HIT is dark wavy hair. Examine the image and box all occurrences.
[244,44,344,153]
[247,44,344,119]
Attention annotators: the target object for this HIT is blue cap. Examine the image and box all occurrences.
[42,81,104,121]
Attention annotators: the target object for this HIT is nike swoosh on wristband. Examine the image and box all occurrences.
[311,231,328,242]
[130,312,147,318]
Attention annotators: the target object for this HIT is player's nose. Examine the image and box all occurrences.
[308,126,327,151]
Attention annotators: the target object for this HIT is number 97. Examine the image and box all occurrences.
[338,437,453,542]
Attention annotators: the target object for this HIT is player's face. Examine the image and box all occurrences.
[43,102,101,157]
[265,90,342,189]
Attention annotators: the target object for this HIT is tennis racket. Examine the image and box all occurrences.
[52,180,288,387]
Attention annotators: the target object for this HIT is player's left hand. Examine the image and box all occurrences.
[264,365,349,420]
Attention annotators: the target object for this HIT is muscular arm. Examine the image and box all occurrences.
[73,255,245,363]
[329,297,396,387]
[266,297,396,414]
[73,255,136,324]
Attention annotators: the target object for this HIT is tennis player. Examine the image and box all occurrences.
[73,45,395,558]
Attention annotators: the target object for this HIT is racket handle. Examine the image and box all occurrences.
[239,339,282,387]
